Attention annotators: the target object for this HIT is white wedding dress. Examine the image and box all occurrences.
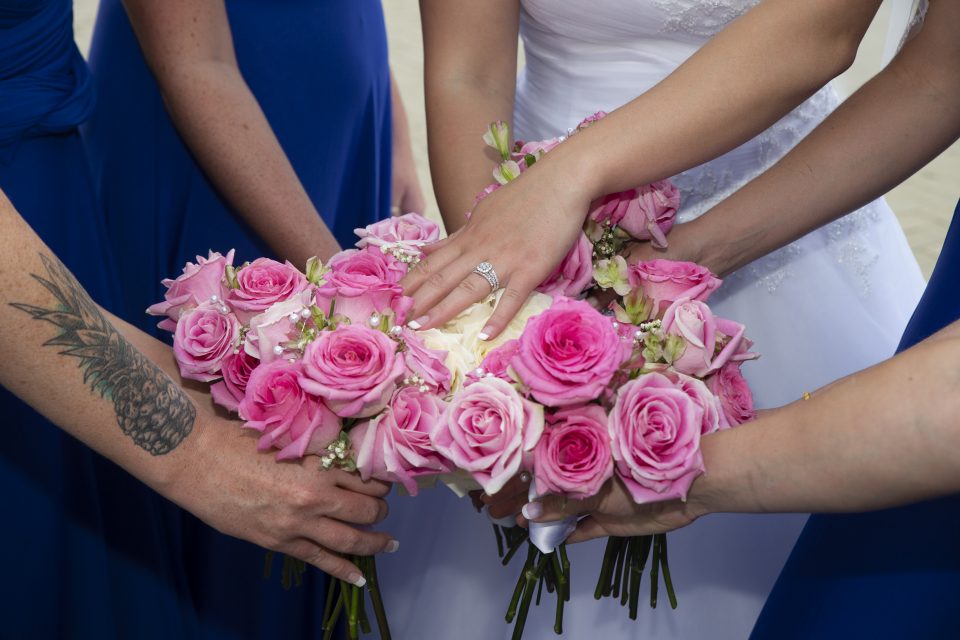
[376,2,925,638]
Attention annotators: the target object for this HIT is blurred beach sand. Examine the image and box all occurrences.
[74,1,957,277]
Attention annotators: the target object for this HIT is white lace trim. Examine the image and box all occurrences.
[650,0,760,38]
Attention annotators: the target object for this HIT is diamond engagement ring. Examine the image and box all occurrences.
[473,261,500,292]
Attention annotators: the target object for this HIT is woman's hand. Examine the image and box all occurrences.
[400,151,592,339]
[522,477,705,544]
[165,410,397,586]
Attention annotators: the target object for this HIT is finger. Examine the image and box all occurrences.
[397,241,463,303]
[567,516,610,544]
[419,232,457,256]
[332,470,392,498]
[475,279,537,341]
[479,471,533,506]
[314,519,398,556]
[283,539,366,586]
[415,270,497,331]
[487,492,529,520]
[521,494,592,523]
[400,190,427,217]
[325,488,390,526]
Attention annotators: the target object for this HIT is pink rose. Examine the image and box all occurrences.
[467,339,520,385]
[608,373,705,503]
[148,250,233,332]
[629,259,722,317]
[589,181,679,249]
[432,377,544,495]
[535,232,594,297]
[706,363,755,428]
[401,329,453,394]
[661,298,746,377]
[239,359,341,460]
[314,248,413,325]
[355,212,440,252]
[533,405,613,500]
[512,298,629,407]
[172,304,240,382]
[672,372,723,436]
[226,258,310,323]
[513,136,563,160]
[352,387,451,495]
[210,350,259,413]
[299,325,406,418]
[243,291,313,363]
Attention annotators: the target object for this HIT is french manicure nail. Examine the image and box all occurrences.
[349,573,367,588]
[522,501,543,520]
[407,316,428,330]
[385,539,400,553]
[478,326,493,341]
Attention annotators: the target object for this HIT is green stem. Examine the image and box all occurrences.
[559,545,571,603]
[628,538,643,620]
[611,538,627,599]
[506,544,537,623]
[502,530,531,566]
[348,581,360,640]
[262,551,275,579]
[658,534,678,610]
[322,586,344,640]
[594,537,619,600]
[649,536,661,609]
[620,538,634,607]
[365,555,392,640]
[321,576,337,629]
[494,524,506,558]
[512,554,548,640]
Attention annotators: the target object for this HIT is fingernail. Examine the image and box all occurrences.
[522,501,543,520]
[407,316,428,330]
[349,573,367,588]
[478,326,493,341]
[385,539,400,553]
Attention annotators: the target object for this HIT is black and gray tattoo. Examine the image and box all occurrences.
[10,254,195,455]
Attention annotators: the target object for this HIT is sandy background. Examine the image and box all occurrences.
[73,1,957,277]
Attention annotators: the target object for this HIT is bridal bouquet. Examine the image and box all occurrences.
[150,209,756,639]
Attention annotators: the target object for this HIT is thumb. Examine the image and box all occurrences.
[521,493,600,523]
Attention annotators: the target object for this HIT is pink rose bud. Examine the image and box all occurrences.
[172,304,240,382]
[225,257,310,324]
[148,250,234,333]
[629,259,722,317]
[351,387,452,495]
[466,339,520,386]
[298,324,406,418]
[354,213,440,255]
[512,298,630,407]
[239,359,341,460]
[432,377,544,495]
[661,298,746,377]
[210,350,259,413]
[533,404,614,500]
[589,180,679,249]
[609,373,705,503]
[401,329,453,394]
[314,248,413,325]
[706,363,756,428]
[575,111,607,131]
[536,232,594,298]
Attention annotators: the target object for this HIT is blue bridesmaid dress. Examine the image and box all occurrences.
[83,1,392,637]
[1,1,198,636]
[752,199,960,639]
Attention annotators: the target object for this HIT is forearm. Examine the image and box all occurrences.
[421,0,520,232]
[527,0,880,204]
[122,0,339,266]
[690,1,960,276]
[154,64,340,264]
[694,320,960,516]
[0,192,200,493]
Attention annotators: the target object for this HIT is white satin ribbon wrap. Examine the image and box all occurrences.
[528,483,577,555]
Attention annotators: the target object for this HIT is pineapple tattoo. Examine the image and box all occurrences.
[11,254,195,455]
